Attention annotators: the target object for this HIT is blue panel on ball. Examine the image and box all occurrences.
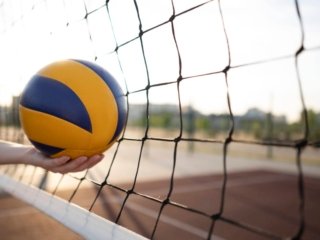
[30,140,64,156]
[111,95,127,141]
[20,76,92,133]
[74,59,127,141]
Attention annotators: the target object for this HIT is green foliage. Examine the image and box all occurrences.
[195,117,210,131]
[126,105,320,143]
[306,109,320,141]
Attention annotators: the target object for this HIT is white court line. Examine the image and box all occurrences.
[146,173,291,197]
[121,200,226,240]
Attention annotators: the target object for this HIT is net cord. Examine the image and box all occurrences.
[0,174,147,240]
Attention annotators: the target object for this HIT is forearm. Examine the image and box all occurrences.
[0,140,32,165]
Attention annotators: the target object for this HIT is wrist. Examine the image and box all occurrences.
[21,147,38,164]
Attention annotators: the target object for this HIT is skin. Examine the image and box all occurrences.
[0,140,104,174]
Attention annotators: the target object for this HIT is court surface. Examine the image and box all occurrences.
[0,168,319,240]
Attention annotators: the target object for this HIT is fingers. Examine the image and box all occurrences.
[50,154,104,174]
[38,156,69,169]
[49,156,71,167]
[69,154,104,173]
[51,156,87,174]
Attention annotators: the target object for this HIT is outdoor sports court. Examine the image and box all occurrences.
[0,141,319,240]
[0,169,319,240]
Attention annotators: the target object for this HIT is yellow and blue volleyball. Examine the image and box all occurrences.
[19,59,127,159]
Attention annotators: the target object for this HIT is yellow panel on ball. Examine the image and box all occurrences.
[19,59,127,159]
[19,106,92,150]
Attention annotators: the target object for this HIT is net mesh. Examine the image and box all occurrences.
[0,0,320,239]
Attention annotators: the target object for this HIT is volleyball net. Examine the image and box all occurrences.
[0,0,320,239]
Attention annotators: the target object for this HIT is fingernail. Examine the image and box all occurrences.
[95,154,104,160]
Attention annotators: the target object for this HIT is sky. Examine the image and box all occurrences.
[0,0,319,123]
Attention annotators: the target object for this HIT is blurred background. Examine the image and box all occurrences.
[0,0,319,239]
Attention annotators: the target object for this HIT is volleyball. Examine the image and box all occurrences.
[19,59,127,159]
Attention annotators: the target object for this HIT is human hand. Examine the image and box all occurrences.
[26,148,104,174]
